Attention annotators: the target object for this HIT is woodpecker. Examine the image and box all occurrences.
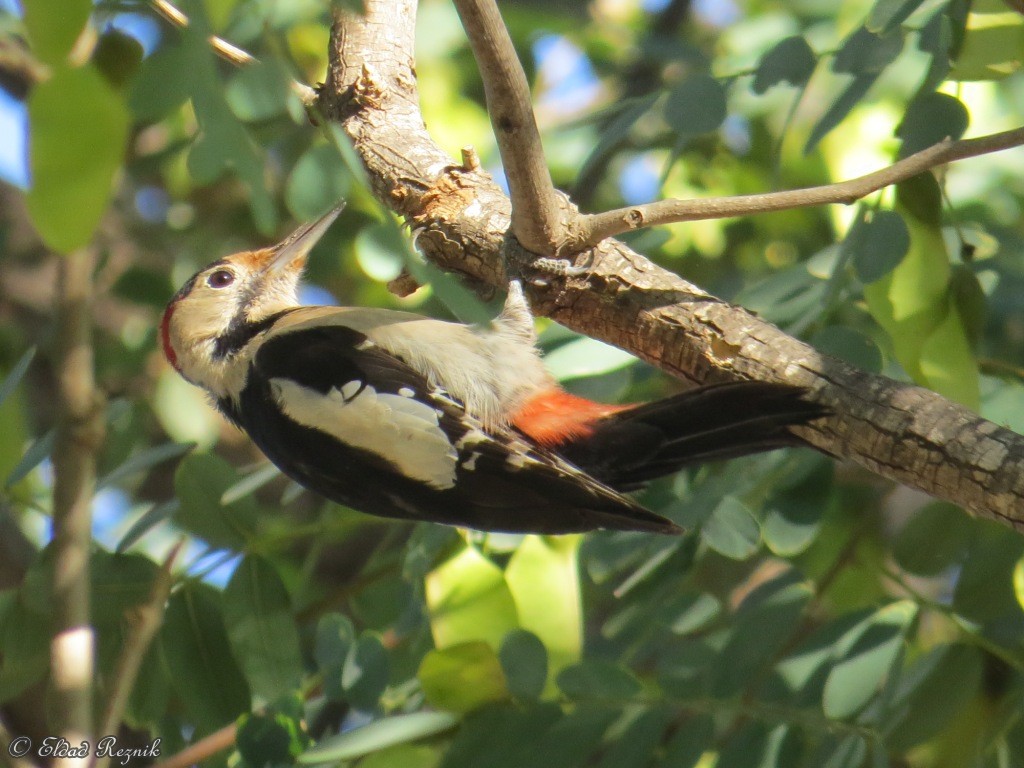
[161,206,827,534]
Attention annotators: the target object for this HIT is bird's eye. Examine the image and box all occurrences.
[207,270,235,289]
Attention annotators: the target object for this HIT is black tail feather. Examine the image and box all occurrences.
[556,381,828,491]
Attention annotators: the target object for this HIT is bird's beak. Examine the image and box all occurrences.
[264,203,346,275]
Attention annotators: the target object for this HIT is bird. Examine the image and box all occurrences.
[160,205,828,535]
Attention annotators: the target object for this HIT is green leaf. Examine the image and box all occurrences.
[127,42,191,121]
[664,74,727,135]
[438,703,562,768]
[116,500,180,553]
[26,64,130,253]
[810,326,883,374]
[98,441,195,490]
[179,18,276,232]
[953,520,1024,622]
[949,14,1024,81]
[504,536,581,679]
[711,577,811,698]
[22,0,91,65]
[223,556,304,704]
[426,546,519,651]
[885,644,983,749]
[299,712,460,765]
[833,26,905,75]
[0,592,49,703]
[0,347,35,410]
[174,454,259,549]
[822,600,917,719]
[220,463,281,505]
[893,502,973,576]
[702,496,760,560]
[666,592,721,635]
[342,633,390,709]
[556,660,641,701]
[5,428,55,488]
[543,338,637,382]
[762,462,834,556]
[315,613,355,700]
[864,176,979,408]
[753,36,817,93]
[595,709,672,768]
[499,630,548,701]
[804,73,876,153]
[355,223,406,282]
[419,641,509,712]
[237,707,310,766]
[90,550,159,625]
[225,58,292,122]
[358,746,439,768]
[868,0,929,34]
[896,92,969,158]
[851,210,911,284]
[285,143,352,221]
[661,713,714,767]
[161,582,251,732]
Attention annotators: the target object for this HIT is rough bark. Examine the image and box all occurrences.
[321,0,1024,527]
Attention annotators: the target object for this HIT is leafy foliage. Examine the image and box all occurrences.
[1,0,1024,766]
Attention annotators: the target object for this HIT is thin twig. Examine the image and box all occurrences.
[149,723,237,768]
[93,541,184,768]
[450,0,566,255]
[147,0,318,106]
[50,250,104,766]
[572,127,1024,248]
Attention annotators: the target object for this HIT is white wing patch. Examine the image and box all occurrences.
[270,377,459,489]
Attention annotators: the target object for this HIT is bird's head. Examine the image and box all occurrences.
[161,205,343,396]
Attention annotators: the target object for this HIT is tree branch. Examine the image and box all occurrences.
[50,250,104,762]
[150,723,236,768]
[94,541,183,768]
[320,0,1024,527]
[571,127,1024,247]
[449,0,567,255]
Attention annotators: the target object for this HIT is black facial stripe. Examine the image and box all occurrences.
[212,309,296,361]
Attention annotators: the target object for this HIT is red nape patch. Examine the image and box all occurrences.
[160,302,179,371]
[511,389,629,448]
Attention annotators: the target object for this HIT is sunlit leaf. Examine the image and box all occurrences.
[544,338,637,382]
[868,0,930,34]
[949,13,1024,80]
[702,496,760,560]
[22,0,90,65]
[419,641,509,712]
[220,463,281,505]
[504,536,581,679]
[26,65,130,253]
[822,601,917,719]
[299,712,460,765]
[98,441,195,490]
[426,546,519,651]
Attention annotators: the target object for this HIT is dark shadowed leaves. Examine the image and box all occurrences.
[753,37,817,93]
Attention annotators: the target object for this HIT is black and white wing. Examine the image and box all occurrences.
[223,322,678,534]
